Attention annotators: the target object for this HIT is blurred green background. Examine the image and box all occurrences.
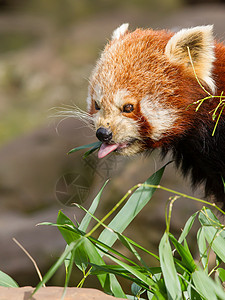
[0,0,225,292]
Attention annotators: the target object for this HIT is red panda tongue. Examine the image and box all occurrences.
[98,143,119,159]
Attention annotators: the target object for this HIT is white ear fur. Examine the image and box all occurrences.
[112,23,129,40]
[165,25,216,93]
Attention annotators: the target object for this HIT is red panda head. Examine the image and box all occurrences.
[87,24,216,159]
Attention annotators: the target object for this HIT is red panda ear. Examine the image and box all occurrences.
[165,25,215,93]
[112,23,129,40]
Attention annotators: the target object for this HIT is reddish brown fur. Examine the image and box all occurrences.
[87,25,225,204]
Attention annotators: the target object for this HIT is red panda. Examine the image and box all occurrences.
[85,24,225,205]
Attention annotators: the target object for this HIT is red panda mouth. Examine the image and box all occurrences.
[98,142,128,159]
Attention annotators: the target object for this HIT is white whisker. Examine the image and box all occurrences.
[50,104,95,131]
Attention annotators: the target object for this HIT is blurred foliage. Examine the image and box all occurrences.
[0,32,40,54]
[12,0,183,25]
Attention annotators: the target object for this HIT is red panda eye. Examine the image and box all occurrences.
[94,101,100,110]
[123,104,134,113]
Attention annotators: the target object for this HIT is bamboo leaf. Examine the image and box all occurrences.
[73,244,89,272]
[68,141,101,155]
[117,234,159,261]
[159,232,182,300]
[192,269,225,299]
[82,142,102,158]
[197,227,208,271]
[217,268,225,283]
[57,211,80,245]
[0,270,19,288]
[131,282,142,297]
[91,264,160,277]
[178,211,198,243]
[104,252,155,288]
[79,180,109,232]
[64,247,75,292]
[98,164,166,248]
[169,233,196,273]
[56,212,127,298]
[147,290,167,300]
[81,237,127,298]
[199,208,225,262]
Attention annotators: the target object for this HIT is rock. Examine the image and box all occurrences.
[0,287,124,300]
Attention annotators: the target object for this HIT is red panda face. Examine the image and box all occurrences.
[87,24,215,158]
[89,87,143,158]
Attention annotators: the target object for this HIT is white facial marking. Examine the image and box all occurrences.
[89,84,103,111]
[93,84,102,102]
[86,86,92,111]
[113,89,130,108]
[140,96,178,141]
[112,23,129,40]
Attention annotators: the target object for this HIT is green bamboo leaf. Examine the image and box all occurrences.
[217,268,225,283]
[79,180,109,232]
[82,142,102,158]
[115,232,159,274]
[187,283,202,300]
[55,213,126,298]
[68,141,101,155]
[100,253,167,298]
[126,295,146,300]
[192,269,225,299]
[74,244,89,272]
[108,273,128,299]
[116,232,146,265]
[216,255,222,267]
[57,211,81,245]
[91,264,162,294]
[178,211,199,243]
[90,264,157,293]
[147,291,154,300]
[197,227,208,270]
[91,264,141,275]
[91,264,160,277]
[98,164,166,248]
[64,245,71,271]
[0,270,19,287]
[117,234,159,261]
[147,290,167,300]
[131,282,143,297]
[91,259,151,291]
[63,247,75,293]
[199,208,225,262]
[39,216,83,278]
[72,222,140,267]
[222,177,225,193]
[81,237,127,298]
[104,251,155,288]
[159,232,182,300]
[198,207,222,228]
[183,239,191,256]
[169,233,196,273]
[76,202,159,267]
[37,222,55,226]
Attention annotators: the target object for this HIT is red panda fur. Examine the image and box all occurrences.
[86,24,225,206]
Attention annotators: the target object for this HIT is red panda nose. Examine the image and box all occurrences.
[96,127,112,143]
